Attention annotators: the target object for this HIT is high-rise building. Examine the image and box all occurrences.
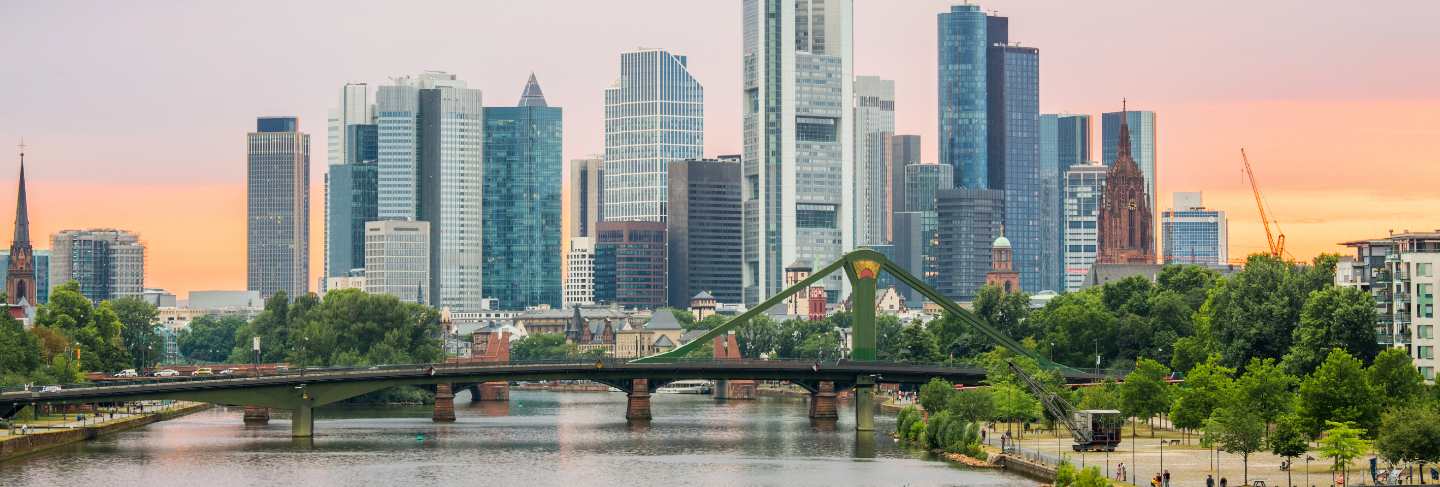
[482,74,563,310]
[1161,192,1228,266]
[742,0,854,306]
[6,155,36,309]
[987,43,1042,291]
[892,211,926,303]
[363,220,429,304]
[564,237,595,308]
[1097,105,1156,264]
[325,124,378,281]
[1057,115,1092,172]
[1041,114,1091,292]
[935,188,1004,302]
[937,4,990,189]
[50,229,145,303]
[376,71,484,311]
[853,75,894,246]
[1338,232,1440,382]
[1102,109,1157,224]
[568,156,604,240]
[887,134,921,242]
[593,221,667,309]
[667,158,742,307]
[247,116,309,299]
[328,83,374,167]
[1063,163,1107,292]
[603,48,704,223]
[902,163,953,298]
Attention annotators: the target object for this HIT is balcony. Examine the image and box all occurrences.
[1376,332,1395,346]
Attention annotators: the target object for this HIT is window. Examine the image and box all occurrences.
[796,203,837,229]
[1420,346,1435,360]
[1420,325,1434,340]
[796,116,837,142]
[1419,262,1434,277]
[1420,283,1435,319]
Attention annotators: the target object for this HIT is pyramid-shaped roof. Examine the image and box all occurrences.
[644,310,682,330]
[517,73,548,107]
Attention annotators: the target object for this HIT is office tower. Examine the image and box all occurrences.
[376,71,483,311]
[593,221,667,309]
[6,155,35,308]
[742,0,854,306]
[935,188,1005,302]
[247,116,309,299]
[887,134,921,242]
[363,220,429,304]
[50,229,145,303]
[1039,115,1062,292]
[482,74,563,310]
[1097,106,1156,264]
[1057,115,1091,172]
[568,157,604,240]
[1162,192,1228,266]
[903,164,954,213]
[325,124,378,281]
[892,212,926,303]
[564,237,596,308]
[937,4,990,189]
[854,75,894,246]
[328,83,374,167]
[667,158,742,307]
[603,48,704,223]
[1102,109,1157,223]
[1063,163,1107,292]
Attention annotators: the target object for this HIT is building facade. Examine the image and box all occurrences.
[1097,106,1155,265]
[1161,192,1228,266]
[937,4,990,189]
[987,43,1042,292]
[887,134,921,242]
[667,158,742,307]
[935,188,1004,302]
[363,220,430,304]
[603,48,704,223]
[376,71,484,311]
[568,156,604,240]
[247,116,309,299]
[482,75,563,309]
[742,0,854,306]
[50,229,145,303]
[1063,163,1107,292]
[593,221,667,309]
[902,164,954,213]
[1102,109,1157,228]
[324,124,378,281]
[564,237,596,308]
[853,75,894,246]
[0,250,50,306]
[892,211,927,304]
[1339,233,1440,382]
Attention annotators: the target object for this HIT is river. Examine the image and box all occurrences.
[0,389,1037,487]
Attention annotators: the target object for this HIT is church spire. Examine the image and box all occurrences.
[1116,98,1134,163]
[13,142,28,245]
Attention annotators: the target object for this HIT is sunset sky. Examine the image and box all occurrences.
[2,0,1437,296]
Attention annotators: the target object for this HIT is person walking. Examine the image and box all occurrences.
[1206,474,1214,487]
[1117,463,1126,481]
[1163,469,1171,487]
[1219,476,1227,487]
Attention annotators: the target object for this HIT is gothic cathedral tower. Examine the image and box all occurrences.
[7,146,36,307]
[1097,102,1156,264]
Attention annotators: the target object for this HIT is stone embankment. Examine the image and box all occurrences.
[1,402,210,462]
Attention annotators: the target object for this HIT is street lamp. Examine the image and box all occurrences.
[1305,455,1313,487]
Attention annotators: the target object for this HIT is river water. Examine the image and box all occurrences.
[1,390,1036,487]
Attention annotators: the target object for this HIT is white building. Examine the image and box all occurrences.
[50,228,146,302]
[364,220,430,304]
[564,237,596,308]
[853,75,894,247]
[1161,191,1229,266]
[327,82,374,167]
[602,48,704,223]
[376,71,484,311]
[1341,232,1440,382]
[1063,163,1107,292]
[324,276,366,295]
[743,0,854,306]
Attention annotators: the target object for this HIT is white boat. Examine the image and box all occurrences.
[655,380,714,394]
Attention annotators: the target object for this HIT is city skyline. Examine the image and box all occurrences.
[3,0,1439,294]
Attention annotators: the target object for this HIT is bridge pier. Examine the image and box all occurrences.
[476,382,509,401]
[433,383,456,422]
[854,379,876,432]
[242,406,270,425]
[715,379,756,400]
[625,379,651,421]
[291,398,314,438]
[808,380,838,420]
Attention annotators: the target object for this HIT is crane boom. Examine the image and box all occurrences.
[1241,148,1285,259]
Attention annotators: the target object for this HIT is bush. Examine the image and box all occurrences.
[1055,460,1078,486]
[1076,466,1109,487]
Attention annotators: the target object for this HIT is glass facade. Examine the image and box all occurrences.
[483,80,563,310]
[854,76,894,246]
[1161,193,1228,267]
[50,230,144,303]
[666,159,743,307]
[1063,164,1107,292]
[990,46,1042,292]
[902,164,954,213]
[247,117,309,299]
[324,123,378,281]
[936,188,1004,302]
[937,4,989,189]
[603,48,704,223]
[593,222,667,309]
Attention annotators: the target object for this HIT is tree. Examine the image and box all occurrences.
[918,377,955,414]
[34,282,130,372]
[1375,404,1440,477]
[1281,286,1379,375]
[1204,405,1266,485]
[734,315,779,358]
[1156,264,1220,311]
[0,314,41,384]
[1055,460,1078,487]
[1368,348,1424,413]
[894,324,940,363]
[1298,348,1378,435]
[689,314,728,332]
[1074,466,1109,487]
[874,315,904,360]
[109,297,163,369]
[1269,414,1310,487]
[1120,358,1172,436]
[666,308,694,329]
[177,315,245,363]
[1170,354,1235,440]
[1317,421,1370,486]
[991,382,1041,434]
[1205,255,1308,369]
[510,333,574,361]
[973,285,1034,341]
[1031,290,1118,367]
[946,388,995,423]
[1077,380,1122,411]
[1235,357,1298,428]
[795,332,841,359]
[1169,335,1214,374]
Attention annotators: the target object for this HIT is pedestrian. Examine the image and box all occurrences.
[1206,474,1214,487]
[1219,476,1227,487]
[1163,469,1170,487]
[1150,474,1161,487]
[1116,463,1125,481]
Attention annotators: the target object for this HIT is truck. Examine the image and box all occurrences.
[1007,361,1122,452]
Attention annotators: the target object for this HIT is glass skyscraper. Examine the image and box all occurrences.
[937,4,989,189]
[742,0,854,306]
[1102,110,1157,224]
[325,124,378,280]
[1162,192,1228,266]
[989,45,1042,292]
[887,134,921,242]
[603,48,703,223]
[482,75,563,310]
[1064,163,1107,292]
[853,75,894,246]
[936,188,1005,302]
[902,163,952,298]
[247,117,309,299]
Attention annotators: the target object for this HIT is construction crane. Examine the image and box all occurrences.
[1241,148,1287,260]
[1006,361,1121,452]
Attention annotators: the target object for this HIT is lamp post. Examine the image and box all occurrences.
[300,337,309,378]
[1305,455,1313,487]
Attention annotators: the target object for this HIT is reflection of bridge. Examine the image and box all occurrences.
[3,250,1105,438]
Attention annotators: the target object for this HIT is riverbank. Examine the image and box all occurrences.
[0,402,210,462]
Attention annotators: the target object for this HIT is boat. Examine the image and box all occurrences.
[655,380,714,394]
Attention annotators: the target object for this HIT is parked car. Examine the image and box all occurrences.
[153,369,179,377]
[191,368,214,376]
[113,369,138,378]
[40,385,63,393]
[217,368,237,376]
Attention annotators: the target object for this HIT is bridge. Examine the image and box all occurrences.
[2,249,1103,437]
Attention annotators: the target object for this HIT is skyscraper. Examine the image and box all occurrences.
[853,75,894,246]
[568,156,604,240]
[935,188,1005,302]
[564,237,595,308]
[1102,109,1157,223]
[937,4,990,189]
[50,229,145,303]
[247,116,309,299]
[887,134,921,242]
[324,123,378,281]
[742,0,854,306]
[667,158,742,307]
[1063,162,1107,292]
[593,221,667,309]
[1162,192,1228,266]
[376,71,484,311]
[483,74,563,310]
[1044,114,1091,292]
[7,154,36,308]
[1097,105,1155,264]
[328,83,373,167]
[903,163,953,299]
[363,220,429,304]
[987,43,1042,291]
[603,48,703,223]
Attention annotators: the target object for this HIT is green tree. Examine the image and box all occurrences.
[1367,348,1424,413]
[874,315,904,360]
[1075,466,1109,487]
[1055,460,1078,487]
[1298,348,1378,435]
[1031,289,1118,367]
[918,377,955,414]
[1235,357,1298,428]
[734,315,779,358]
[33,282,131,372]
[973,285,1034,341]
[108,297,163,369]
[689,314,728,332]
[1204,405,1267,486]
[1102,275,1155,316]
[894,324,940,363]
[946,388,995,423]
[1170,335,1215,374]
[1156,264,1220,311]
[666,308,694,329]
[1375,404,1440,476]
[795,332,841,359]
[510,333,574,361]
[1170,354,1235,440]
[1281,286,1379,375]
[1120,358,1172,436]
[991,382,1041,434]
[1077,380,1122,411]
[1205,255,1308,369]
[1317,421,1370,486]
[0,313,42,384]
[177,315,245,363]
[1268,414,1310,487]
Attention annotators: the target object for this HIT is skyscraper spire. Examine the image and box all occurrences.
[517,72,548,107]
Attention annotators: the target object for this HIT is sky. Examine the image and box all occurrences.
[1,0,1438,296]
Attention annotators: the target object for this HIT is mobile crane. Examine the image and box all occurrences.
[1007,361,1122,452]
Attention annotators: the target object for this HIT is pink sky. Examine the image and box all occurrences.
[2,0,1438,295]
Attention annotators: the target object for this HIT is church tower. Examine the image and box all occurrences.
[1097,101,1156,264]
[7,144,36,307]
[985,226,1021,294]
